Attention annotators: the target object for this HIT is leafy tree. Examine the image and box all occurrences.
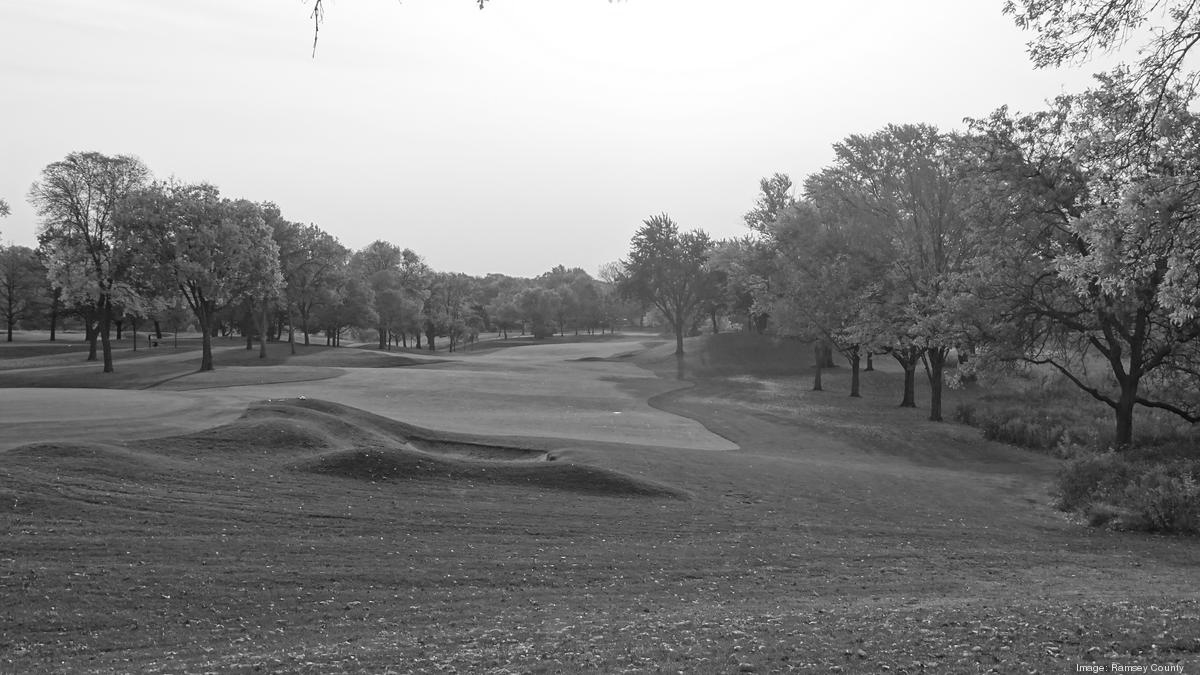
[743,172,796,234]
[316,271,376,346]
[270,215,348,350]
[805,125,979,420]
[0,245,46,342]
[619,214,713,356]
[352,241,405,349]
[29,152,151,372]
[1006,0,1200,121]
[515,285,561,339]
[969,71,1200,446]
[423,272,476,351]
[117,182,283,371]
[758,202,884,397]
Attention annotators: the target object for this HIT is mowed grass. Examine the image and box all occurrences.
[2,334,1200,673]
[0,339,427,390]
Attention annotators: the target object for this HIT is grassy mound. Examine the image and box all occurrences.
[294,446,685,498]
[151,398,686,499]
[5,441,182,480]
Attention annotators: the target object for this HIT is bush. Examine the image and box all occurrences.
[1122,468,1200,533]
[1056,453,1137,512]
[1056,454,1200,534]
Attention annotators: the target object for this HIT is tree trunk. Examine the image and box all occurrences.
[154,320,163,340]
[199,305,215,372]
[674,321,685,356]
[288,305,296,356]
[259,295,269,359]
[378,322,387,349]
[848,346,861,398]
[893,350,919,408]
[926,348,946,422]
[49,289,61,341]
[865,352,874,372]
[99,297,114,373]
[86,318,99,361]
[812,341,823,391]
[710,310,719,334]
[114,319,124,341]
[1114,378,1138,448]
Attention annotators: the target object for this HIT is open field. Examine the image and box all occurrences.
[2,333,1199,673]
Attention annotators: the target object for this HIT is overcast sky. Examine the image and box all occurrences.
[0,1,1119,278]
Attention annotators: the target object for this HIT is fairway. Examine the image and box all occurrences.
[2,336,1199,673]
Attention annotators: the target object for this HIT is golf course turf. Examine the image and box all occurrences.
[1,334,1198,673]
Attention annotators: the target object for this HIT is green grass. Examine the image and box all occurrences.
[3,334,1200,673]
[0,340,426,390]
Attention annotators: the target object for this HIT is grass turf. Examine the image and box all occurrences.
[2,334,1199,673]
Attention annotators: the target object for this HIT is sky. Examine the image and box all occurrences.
[0,1,1122,278]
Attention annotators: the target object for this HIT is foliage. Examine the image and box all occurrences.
[0,245,47,341]
[1057,452,1200,533]
[1005,0,1200,123]
[968,70,1200,445]
[618,214,714,355]
[802,125,981,418]
[116,182,283,371]
[29,151,151,372]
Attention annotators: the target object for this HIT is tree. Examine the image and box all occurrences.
[0,245,46,342]
[1005,0,1200,123]
[270,215,348,351]
[759,202,884,397]
[804,125,979,421]
[117,182,283,371]
[351,241,409,350]
[619,214,713,356]
[423,272,477,351]
[969,71,1200,446]
[515,285,561,339]
[317,271,376,346]
[743,172,796,234]
[29,152,151,372]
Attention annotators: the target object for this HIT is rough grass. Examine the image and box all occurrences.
[3,334,1200,673]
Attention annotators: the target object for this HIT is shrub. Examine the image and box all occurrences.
[1121,468,1200,534]
[1056,454,1200,534]
[1056,453,1136,512]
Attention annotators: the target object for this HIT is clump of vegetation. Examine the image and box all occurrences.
[1056,452,1200,534]
[952,402,1102,456]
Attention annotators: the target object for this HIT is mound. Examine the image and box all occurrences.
[131,397,686,498]
[176,417,335,452]
[5,442,179,481]
[294,447,687,498]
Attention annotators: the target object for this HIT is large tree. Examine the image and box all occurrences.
[619,214,713,356]
[29,152,151,372]
[970,70,1200,446]
[270,214,348,351]
[759,201,886,397]
[1006,0,1200,119]
[0,245,46,342]
[805,125,979,421]
[117,182,283,371]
